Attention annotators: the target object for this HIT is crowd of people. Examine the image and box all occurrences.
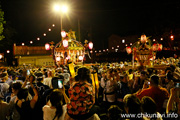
[0,57,180,120]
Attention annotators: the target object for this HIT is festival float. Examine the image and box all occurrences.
[126,34,163,67]
[53,30,93,66]
[53,30,85,66]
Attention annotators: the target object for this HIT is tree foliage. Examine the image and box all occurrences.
[0,9,5,41]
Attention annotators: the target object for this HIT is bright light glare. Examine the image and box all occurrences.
[61,5,68,13]
[54,4,60,11]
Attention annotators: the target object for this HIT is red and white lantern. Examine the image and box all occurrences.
[63,39,68,48]
[78,56,84,61]
[88,42,93,49]
[126,46,132,54]
[45,43,50,50]
[140,34,147,43]
[158,44,163,51]
[61,31,66,38]
[56,56,60,61]
[152,43,157,51]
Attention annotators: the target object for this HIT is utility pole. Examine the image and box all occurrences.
[78,19,81,42]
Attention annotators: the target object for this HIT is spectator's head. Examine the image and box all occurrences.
[1,72,8,82]
[150,75,159,86]
[49,89,63,119]
[76,67,90,82]
[35,72,43,82]
[107,105,123,120]
[166,71,173,80]
[120,74,128,83]
[11,82,22,94]
[170,65,176,72]
[47,70,53,77]
[165,67,173,74]
[17,88,29,101]
[147,68,153,77]
[128,69,133,74]
[141,96,157,114]
[0,82,9,99]
[123,94,142,114]
[29,74,36,83]
[140,71,147,80]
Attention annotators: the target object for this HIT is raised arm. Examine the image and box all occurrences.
[30,81,38,109]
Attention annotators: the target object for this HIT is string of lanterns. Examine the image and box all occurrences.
[90,37,167,54]
[5,24,56,54]
[6,27,174,54]
[19,24,56,46]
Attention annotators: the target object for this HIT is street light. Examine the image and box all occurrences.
[7,50,10,53]
[53,4,69,36]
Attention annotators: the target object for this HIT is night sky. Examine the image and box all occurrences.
[1,0,180,50]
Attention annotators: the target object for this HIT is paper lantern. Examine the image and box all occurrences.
[140,34,147,43]
[158,44,163,51]
[78,56,84,60]
[126,46,132,54]
[133,47,137,51]
[152,43,157,51]
[170,35,174,40]
[56,57,60,61]
[63,39,68,48]
[45,43,50,50]
[61,31,66,38]
[88,42,93,49]
[0,54,3,59]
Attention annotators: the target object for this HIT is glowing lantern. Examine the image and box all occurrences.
[140,34,147,43]
[149,55,156,61]
[126,47,132,54]
[152,43,157,51]
[22,43,25,46]
[158,44,163,51]
[7,50,10,53]
[56,57,60,61]
[66,56,70,60]
[45,43,50,50]
[0,54,3,59]
[61,31,66,38]
[88,42,93,49]
[170,35,174,40]
[63,39,68,48]
[30,41,33,44]
[79,56,83,60]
